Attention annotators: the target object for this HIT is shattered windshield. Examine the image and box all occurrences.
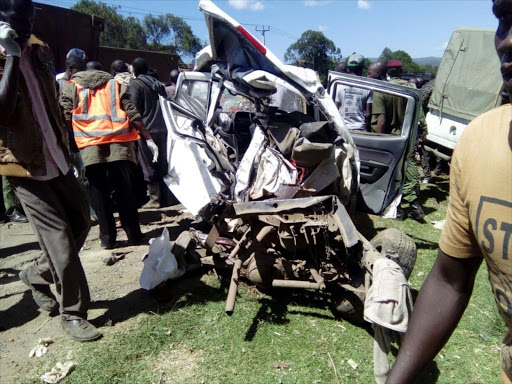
[218,88,256,114]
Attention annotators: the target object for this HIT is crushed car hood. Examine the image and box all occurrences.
[197,0,358,170]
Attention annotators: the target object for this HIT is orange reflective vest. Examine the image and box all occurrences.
[71,79,139,149]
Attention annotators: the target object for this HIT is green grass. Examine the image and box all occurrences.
[22,176,508,384]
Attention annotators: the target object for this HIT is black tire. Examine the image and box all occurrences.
[370,228,417,279]
[420,79,435,115]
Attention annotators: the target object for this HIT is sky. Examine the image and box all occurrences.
[37,0,498,62]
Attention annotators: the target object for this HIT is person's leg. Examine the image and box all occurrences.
[402,158,424,221]
[86,163,117,247]
[110,161,144,244]
[137,138,161,209]
[2,176,27,222]
[0,176,7,223]
[10,173,91,319]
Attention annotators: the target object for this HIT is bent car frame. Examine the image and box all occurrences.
[159,0,421,321]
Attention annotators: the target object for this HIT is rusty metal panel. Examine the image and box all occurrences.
[97,46,179,81]
[33,2,104,73]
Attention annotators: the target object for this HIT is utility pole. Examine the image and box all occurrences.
[255,25,270,46]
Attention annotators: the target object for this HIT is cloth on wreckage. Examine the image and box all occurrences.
[364,257,413,384]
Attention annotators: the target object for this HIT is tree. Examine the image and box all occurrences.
[378,47,393,64]
[284,30,342,84]
[72,0,203,62]
[72,0,147,49]
[377,47,421,74]
[144,14,203,60]
[391,50,421,74]
[419,63,439,76]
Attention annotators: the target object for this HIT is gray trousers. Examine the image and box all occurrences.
[9,171,91,320]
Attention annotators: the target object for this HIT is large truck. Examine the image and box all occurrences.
[424,28,504,160]
[32,2,179,79]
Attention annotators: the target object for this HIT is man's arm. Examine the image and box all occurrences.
[59,82,80,153]
[0,56,20,120]
[376,114,386,134]
[119,84,151,140]
[386,250,482,383]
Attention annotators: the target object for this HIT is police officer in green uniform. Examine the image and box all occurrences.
[388,60,425,221]
[371,60,425,221]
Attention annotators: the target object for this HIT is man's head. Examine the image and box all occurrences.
[347,53,365,76]
[86,61,102,71]
[111,59,128,76]
[387,60,403,78]
[147,67,159,80]
[169,69,179,83]
[131,57,148,77]
[334,62,349,74]
[494,0,512,99]
[0,0,35,46]
[67,48,87,62]
[368,62,388,80]
[65,55,86,78]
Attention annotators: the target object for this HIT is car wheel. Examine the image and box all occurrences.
[331,286,366,325]
[369,228,417,279]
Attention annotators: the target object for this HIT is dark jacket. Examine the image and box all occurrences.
[59,70,142,167]
[129,75,167,134]
[0,36,71,177]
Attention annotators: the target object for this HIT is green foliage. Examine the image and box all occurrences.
[71,0,203,61]
[144,14,203,60]
[419,63,439,76]
[377,47,438,75]
[392,50,421,74]
[378,47,393,64]
[284,30,342,83]
[72,0,146,49]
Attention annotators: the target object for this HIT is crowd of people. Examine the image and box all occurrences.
[1,0,511,382]
[334,54,427,221]
[0,0,180,341]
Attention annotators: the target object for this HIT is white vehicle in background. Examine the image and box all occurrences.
[424,28,504,160]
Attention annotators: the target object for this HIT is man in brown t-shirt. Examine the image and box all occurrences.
[386,1,512,382]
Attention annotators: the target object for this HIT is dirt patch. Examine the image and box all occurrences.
[0,205,195,383]
[152,344,204,383]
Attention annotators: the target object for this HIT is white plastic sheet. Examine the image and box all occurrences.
[140,228,185,290]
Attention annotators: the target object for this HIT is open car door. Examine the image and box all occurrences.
[327,73,421,215]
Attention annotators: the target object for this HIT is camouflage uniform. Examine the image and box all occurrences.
[389,77,423,205]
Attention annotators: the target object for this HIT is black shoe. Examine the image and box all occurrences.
[61,318,101,342]
[100,241,118,250]
[409,200,425,221]
[7,213,28,223]
[129,234,148,246]
[0,215,8,224]
[19,269,58,312]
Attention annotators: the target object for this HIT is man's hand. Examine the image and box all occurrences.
[0,22,21,57]
[146,139,159,163]
[385,250,482,383]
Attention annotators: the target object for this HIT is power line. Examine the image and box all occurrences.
[255,25,270,45]
[36,0,301,41]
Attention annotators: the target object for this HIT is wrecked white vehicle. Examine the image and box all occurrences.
[159,0,422,321]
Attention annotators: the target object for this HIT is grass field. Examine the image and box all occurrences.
[24,177,507,384]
